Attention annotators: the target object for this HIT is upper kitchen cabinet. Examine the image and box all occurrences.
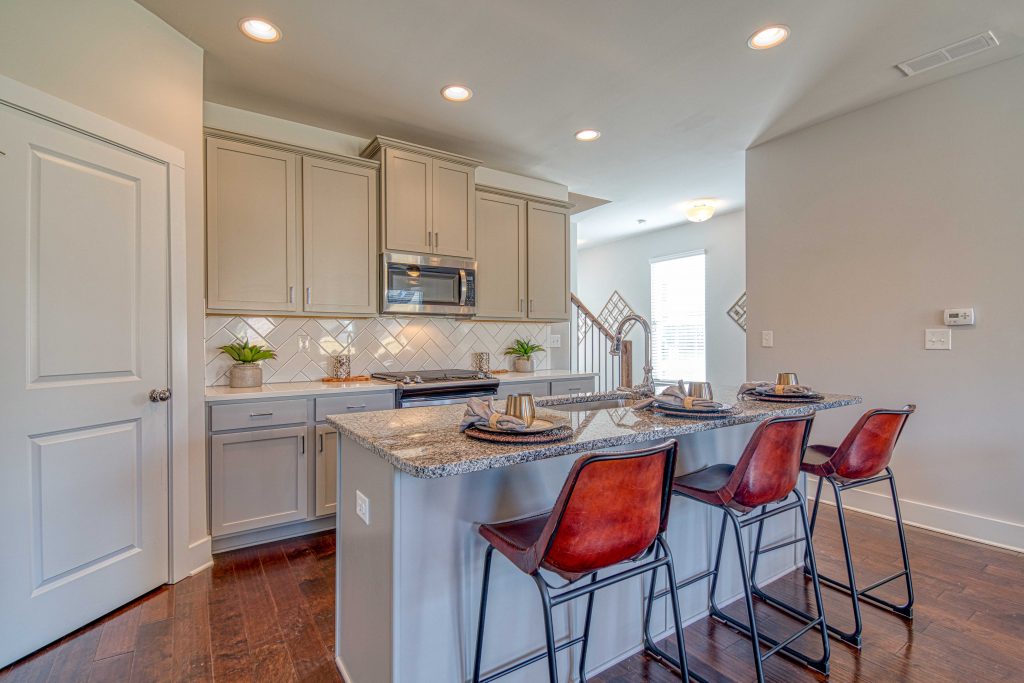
[302,156,378,314]
[475,190,527,319]
[205,131,380,316]
[362,136,479,258]
[526,201,571,320]
[206,136,300,312]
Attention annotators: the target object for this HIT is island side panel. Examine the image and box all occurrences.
[337,435,396,683]
[393,458,578,683]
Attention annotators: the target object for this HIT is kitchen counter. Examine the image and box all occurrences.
[331,387,862,682]
[204,369,594,402]
[327,389,861,478]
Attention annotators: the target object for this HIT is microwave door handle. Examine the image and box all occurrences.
[459,269,468,306]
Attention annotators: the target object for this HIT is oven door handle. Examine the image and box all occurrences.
[459,269,468,307]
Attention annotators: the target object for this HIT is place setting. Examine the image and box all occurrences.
[738,372,824,403]
[459,393,573,444]
[633,381,741,418]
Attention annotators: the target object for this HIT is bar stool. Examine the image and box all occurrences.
[644,413,830,683]
[797,405,916,648]
[472,441,691,683]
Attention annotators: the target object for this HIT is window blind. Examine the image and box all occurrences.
[650,252,706,382]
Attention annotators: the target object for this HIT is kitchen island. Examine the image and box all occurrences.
[328,390,861,683]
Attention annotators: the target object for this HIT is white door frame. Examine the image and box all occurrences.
[0,74,201,583]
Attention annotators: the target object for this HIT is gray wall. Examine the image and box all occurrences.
[577,211,747,388]
[746,56,1024,549]
[0,0,209,568]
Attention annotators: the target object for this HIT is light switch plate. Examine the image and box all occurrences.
[355,490,370,525]
[761,331,774,348]
[549,335,562,348]
[925,328,952,350]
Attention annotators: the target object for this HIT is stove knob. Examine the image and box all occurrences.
[476,372,485,379]
[402,375,412,384]
[413,375,424,383]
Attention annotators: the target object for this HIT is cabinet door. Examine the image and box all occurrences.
[527,202,571,320]
[207,138,299,311]
[432,160,475,258]
[210,426,307,536]
[315,425,338,517]
[302,157,378,314]
[475,192,526,318]
[383,148,432,253]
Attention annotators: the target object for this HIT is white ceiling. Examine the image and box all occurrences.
[138,0,1024,246]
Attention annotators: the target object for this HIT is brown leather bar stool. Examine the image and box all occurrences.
[795,405,916,648]
[643,413,830,683]
[472,442,691,683]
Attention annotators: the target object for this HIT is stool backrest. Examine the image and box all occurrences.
[726,413,814,511]
[540,441,677,577]
[831,405,915,481]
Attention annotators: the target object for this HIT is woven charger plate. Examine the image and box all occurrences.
[746,393,822,403]
[464,425,573,444]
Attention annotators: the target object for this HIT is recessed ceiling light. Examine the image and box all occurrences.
[575,129,601,142]
[684,199,719,223]
[441,85,473,102]
[239,18,282,43]
[748,24,789,50]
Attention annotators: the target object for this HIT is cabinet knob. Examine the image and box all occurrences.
[149,387,171,402]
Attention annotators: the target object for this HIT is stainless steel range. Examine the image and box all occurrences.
[372,369,498,408]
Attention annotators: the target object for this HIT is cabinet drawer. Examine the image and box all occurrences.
[550,377,595,396]
[497,381,550,399]
[315,392,395,421]
[210,398,308,432]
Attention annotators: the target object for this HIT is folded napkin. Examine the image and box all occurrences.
[634,386,729,412]
[459,397,528,432]
[738,381,817,398]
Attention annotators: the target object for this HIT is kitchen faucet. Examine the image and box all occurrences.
[609,313,655,398]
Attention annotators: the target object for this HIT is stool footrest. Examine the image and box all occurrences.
[711,606,829,674]
[478,635,585,683]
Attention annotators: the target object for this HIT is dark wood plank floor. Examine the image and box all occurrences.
[1,508,1021,682]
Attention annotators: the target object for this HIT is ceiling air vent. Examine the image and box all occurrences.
[896,31,999,77]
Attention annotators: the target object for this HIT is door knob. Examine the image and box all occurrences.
[149,388,172,402]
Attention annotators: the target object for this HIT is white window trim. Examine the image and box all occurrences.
[649,249,708,383]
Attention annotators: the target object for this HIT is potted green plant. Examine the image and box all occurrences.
[219,339,277,388]
[503,338,545,373]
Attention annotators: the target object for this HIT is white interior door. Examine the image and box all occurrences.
[0,102,170,667]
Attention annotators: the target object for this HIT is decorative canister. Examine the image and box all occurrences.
[229,363,263,388]
[331,353,352,379]
[471,352,490,373]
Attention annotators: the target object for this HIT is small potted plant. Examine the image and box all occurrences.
[503,338,545,373]
[219,339,276,388]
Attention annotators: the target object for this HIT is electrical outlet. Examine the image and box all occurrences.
[549,335,562,348]
[355,490,370,525]
[925,328,952,350]
[761,331,774,348]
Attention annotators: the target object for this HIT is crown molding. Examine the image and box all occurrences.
[360,135,481,167]
[204,127,380,170]
[475,184,574,210]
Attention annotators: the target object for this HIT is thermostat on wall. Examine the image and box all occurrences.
[944,308,975,326]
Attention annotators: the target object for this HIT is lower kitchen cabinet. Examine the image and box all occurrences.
[315,425,338,517]
[210,426,308,537]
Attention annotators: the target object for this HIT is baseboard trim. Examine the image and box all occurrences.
[807,475,1024,554]
[211,517,335,554]
[335,654,355,683]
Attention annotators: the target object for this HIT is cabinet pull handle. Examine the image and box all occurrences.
[300,435,305,454]
[428,231,433,249]
[306,287,311,305]
[346,404,367,410]
[520,298,523,312]
[289,286,295,303]
[318,434,324,452]
[250,411,274,417]
[434,232,439,248]
[529,299,534,313]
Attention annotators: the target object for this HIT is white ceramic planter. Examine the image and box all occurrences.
[229,363,263,388]
[512,357,535,373]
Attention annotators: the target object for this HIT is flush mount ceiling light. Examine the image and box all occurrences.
[684,199,719,223]
[239,17,282,42]
[748,24,789,50]
[441,85,473,102]
[575,129,601,142]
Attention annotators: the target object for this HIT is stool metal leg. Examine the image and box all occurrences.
[472,545,495,683]
[641,538,699,681]
[806,468,915,649]
[533,574,560,683]
[577,574,597,683]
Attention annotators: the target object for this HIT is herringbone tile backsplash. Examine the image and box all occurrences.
[205,316,555,385]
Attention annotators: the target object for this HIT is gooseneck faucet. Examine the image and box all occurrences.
[609,313,655,398]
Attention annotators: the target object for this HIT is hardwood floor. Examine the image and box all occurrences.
[1,507,1021,682]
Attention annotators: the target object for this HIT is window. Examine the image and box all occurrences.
[650,251,706,382]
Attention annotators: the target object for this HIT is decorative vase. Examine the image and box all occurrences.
[229,363,263,388]
[513,357,535,373]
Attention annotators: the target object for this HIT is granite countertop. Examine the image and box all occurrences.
[204,369,596,402]
[327,389,862,478]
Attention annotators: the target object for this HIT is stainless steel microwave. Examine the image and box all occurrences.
[381,252,477,316]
